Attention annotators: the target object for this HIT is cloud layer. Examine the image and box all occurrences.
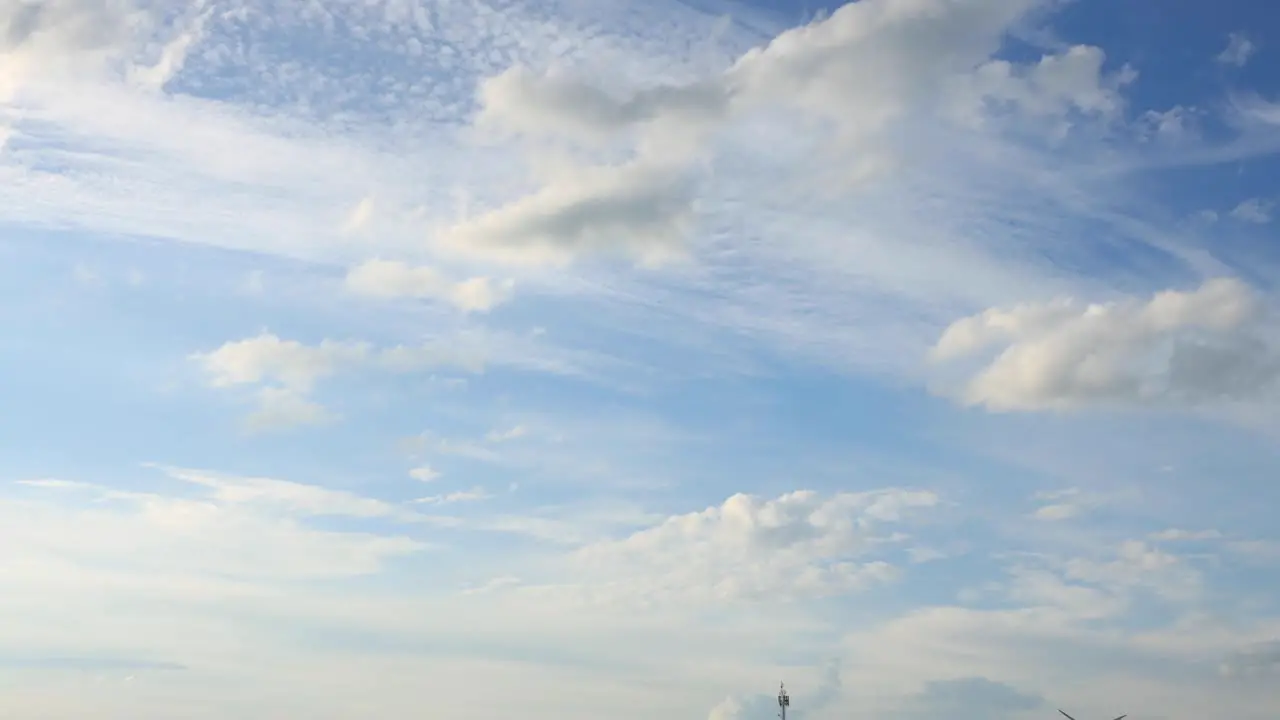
[931,278,1279,411]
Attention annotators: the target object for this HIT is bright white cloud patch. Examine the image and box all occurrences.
[408,465,440,483]
[0,0,139,91]
[194,333,369,392]
[567,489,938,605]
[194,332,497,429]
[345,258,512,312]
[930,278,1280,411]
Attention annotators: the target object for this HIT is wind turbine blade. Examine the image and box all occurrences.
[1112,716,1127,720]
[1059,711,1077,720]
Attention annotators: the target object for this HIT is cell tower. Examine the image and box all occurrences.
[778,682,790,720]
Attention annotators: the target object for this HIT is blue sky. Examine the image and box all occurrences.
[2,0,1280,717]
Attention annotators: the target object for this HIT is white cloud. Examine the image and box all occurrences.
[1032,502,1079,521]
[485,425,527,442]
[562,489,938,605]
[827,536,1274,719]
[2,471,426,585]
[1150,528,1223,542]
[9,2,1280,718]
[930,278,1280,411]
[1230,197,1273,224]
[344,258,512,312]
[0,0,143,94]
[1138,105,1198,144]
[154,465,416,521]
[959,45,1135,132]
[995,539,1205,619]
[476,64,730,143]
[1217,33,1257,68]
[244,386,337,432]
[14,478,96,491]
[435,157,697,268]
[193,332,369,392]
[411,487,492,505]
[461,0,1144,269]
[195,330,574,429]
[1029,487,1112,521]
[1062,540,1202,605]
[408,466,440,483]
[341,196,375,234]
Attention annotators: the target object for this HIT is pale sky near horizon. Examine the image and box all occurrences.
[2,0,1280,718]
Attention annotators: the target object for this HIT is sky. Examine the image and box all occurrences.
[1,0,1279,718]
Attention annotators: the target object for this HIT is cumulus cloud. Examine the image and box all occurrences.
[0,0,143,89]
[408,466,440,483]
[569,488,938,605]
[461,0,1141,267]
[930,278,1280,411]
[193,332,492,429]
[479,0,1047,146]
[959,45,1135,132]
[1216,33,1257,68]
[344,258,512,312]
[1229,198,1273,224]
[476,65,731,142]
[194,333,369,392]
[435,159,697,268]
[0,0,201,96]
